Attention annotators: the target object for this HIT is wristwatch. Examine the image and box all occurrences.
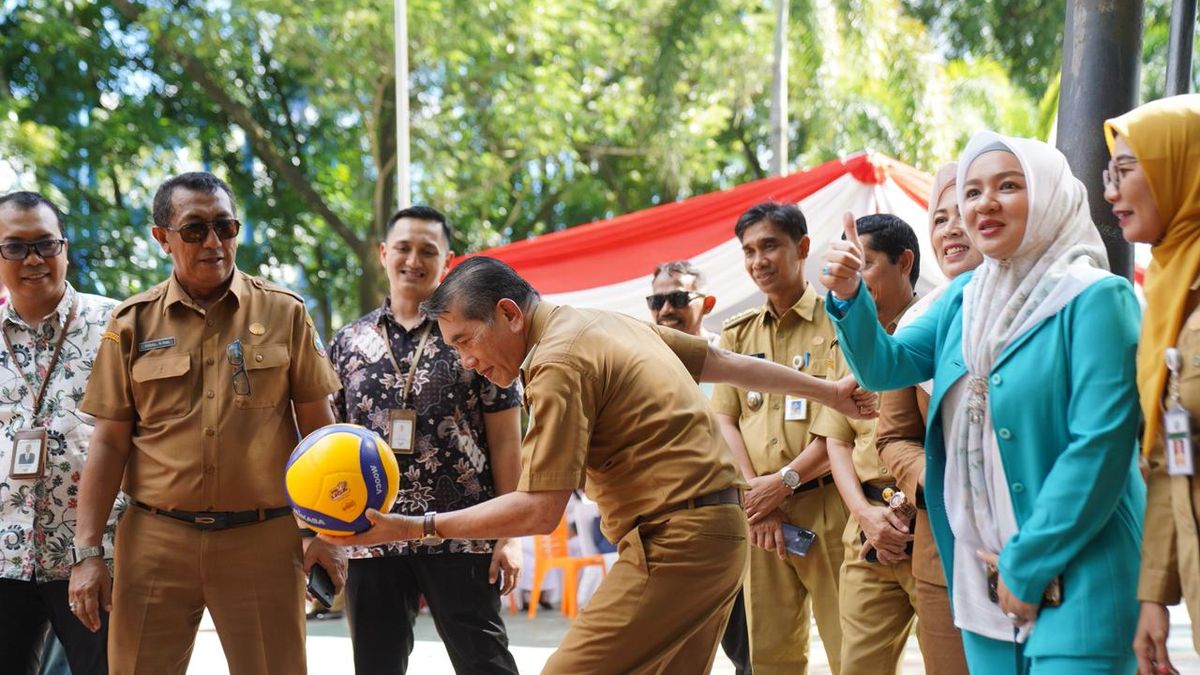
[421,511,444,546]
[69,545,104,566]
[778,466,801,492]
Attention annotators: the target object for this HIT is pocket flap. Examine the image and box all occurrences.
[132,355,191,382]
[245,343,290,370]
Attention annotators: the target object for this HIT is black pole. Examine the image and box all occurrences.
[1166,0,1197,96]
[1056,0,1144,280]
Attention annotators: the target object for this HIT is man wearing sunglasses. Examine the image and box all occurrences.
[0,192,120,675]
[69,172,344,675]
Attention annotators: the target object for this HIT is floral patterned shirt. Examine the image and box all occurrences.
[0,284,122,582]
[329,301,520,556]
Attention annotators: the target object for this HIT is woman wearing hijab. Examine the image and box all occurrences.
[874,162,981,674]
[1105,94,1200,675]
[818,132,1144,674]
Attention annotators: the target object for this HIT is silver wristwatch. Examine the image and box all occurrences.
[69,545,104,566]
[778,466,801,492]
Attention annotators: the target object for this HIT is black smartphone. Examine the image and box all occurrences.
[781,523,816,557]
[307,565,335,610]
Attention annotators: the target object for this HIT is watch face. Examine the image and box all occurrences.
[782,470,800,489]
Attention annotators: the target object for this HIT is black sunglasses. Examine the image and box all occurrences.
[0,238,67,261]
[226,339,251,396]
[646,291,706,311]
[162,218,241,244]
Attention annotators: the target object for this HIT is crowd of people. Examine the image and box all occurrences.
[0,93,1196,675]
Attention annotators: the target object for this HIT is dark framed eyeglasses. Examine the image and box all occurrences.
[226,339,251,396]
[162,218,241,244]
[0,238,67,261]
[1102,159,1138,192]
[646,291,706,311]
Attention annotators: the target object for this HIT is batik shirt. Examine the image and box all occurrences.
[0,284,122,582]
[329,300,520,556]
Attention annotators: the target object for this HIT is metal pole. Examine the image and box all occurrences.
[768,0,788,177]
[394,0,411,208]
[1055,0,1144,280]
[1166,0,1196,96]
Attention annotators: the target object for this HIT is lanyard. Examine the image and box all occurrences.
[378,320,434,408]
[1,297,78,425]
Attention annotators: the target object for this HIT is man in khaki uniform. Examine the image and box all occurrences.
[68,172,344,675]
[809,214,922,674]
[331,256,877,673]
[712,202,846,674]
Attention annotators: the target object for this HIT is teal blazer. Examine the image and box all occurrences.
[828,273,1144,658]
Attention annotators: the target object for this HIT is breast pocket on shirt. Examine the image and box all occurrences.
[235,343,290,409]
[131,354,192,420]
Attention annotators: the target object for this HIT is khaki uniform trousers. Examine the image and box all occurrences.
[838,518,918,675]
[109,506,306,675]
[543,504,748,675]
[745,481,848,675]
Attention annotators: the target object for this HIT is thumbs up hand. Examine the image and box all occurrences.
[821,212,865,300]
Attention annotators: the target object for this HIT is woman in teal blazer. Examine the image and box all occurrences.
[821,133,1144,674]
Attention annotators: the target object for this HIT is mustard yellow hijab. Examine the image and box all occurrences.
[1105,94,1200,452]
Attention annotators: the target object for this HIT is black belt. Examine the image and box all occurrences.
[635,487,741,526]
[794,473,836,494]
[861,482,901,505]
[132,500,292,531]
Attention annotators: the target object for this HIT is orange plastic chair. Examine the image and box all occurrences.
[527,514,607,619]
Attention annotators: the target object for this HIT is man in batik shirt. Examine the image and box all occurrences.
[329,206,521,675]
[0,192,119,675]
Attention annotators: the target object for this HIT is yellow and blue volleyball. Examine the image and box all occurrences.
[285,424,400,536]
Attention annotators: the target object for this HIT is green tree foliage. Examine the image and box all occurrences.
[5,0,1159,332]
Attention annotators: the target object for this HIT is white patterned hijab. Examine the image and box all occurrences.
[956,132,1110,376]
[946,132,1110,565]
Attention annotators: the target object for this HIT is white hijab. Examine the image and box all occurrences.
[943,132,1110,641]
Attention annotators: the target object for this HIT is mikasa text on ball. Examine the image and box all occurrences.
[286,424,400,536]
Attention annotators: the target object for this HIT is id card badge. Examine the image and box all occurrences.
[9,428,48,479]
[784,395,807,421]
[1165,404,1194,476]
[389,409,417,455]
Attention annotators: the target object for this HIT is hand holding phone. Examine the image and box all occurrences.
[307,564,335,610]
[781,523,816,557]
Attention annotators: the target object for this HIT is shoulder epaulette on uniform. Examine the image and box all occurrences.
[112,280,169,317]
[721,307,759,332]
[250,275,305,304]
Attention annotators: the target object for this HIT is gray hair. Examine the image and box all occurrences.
[421,256,540,323]
[651,260,706,289]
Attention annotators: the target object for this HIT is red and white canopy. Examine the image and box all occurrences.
[464,152,946,328]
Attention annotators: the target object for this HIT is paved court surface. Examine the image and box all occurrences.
[186,603,1200,674]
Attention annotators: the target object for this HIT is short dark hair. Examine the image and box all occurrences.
[852,214,920,287]
[386,205,453,248]
[0,191,65,235]
[152,172,236,229]
[651,260,706,289]
[421,256,540,323]
[734,201,808,242]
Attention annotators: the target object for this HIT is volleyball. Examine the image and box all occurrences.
[285,424,400,536]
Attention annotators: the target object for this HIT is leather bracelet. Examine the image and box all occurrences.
[422,511,443,544]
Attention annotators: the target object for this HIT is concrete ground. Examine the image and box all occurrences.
[186,604,1200,674]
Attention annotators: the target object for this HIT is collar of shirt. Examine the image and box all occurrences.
[762,282,820,324]
[885,293,922,334]
[519,301,556,385]
[162,269,247,314]
[1,282,76,333]
[379,298,432,334]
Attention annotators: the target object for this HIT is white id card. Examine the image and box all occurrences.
[1165,405,1194,476]
[9,428,47,479]
[389,409,417,455]
[784,395,807,421]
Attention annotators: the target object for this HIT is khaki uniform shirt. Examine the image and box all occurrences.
[1140,277,1200,646]
[515,303,744,542]
[810,295,918,487]
[79,271,341,512]
[711,284,837,474]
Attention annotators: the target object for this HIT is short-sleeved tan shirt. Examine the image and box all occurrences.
[515,302,745,542]
[711,284,837,474]
[80,271,342,512]
[810,295,918,486]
